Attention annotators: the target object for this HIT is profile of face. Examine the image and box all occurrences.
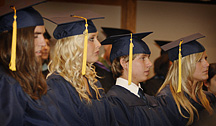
[121,53,152,84]
[34,26,46,58]
[41,38,50,61]
[193,51,209,82]
[87,32,101,63]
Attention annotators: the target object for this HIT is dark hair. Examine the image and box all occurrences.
[44,29,51,39]
[154,53,170,77]
[207,63,216,83]
[0,26,47,100]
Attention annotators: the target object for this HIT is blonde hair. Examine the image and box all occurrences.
[158,52,213,125]
[48,34,101,103]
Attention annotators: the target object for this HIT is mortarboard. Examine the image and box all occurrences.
[154,40,171,55]
[43,10,104,39]
[161,33,205,62]
[0,0,45,71]
[101,32,152,85]
[0,0,45,32]
[44,10,104,75]
[101,32,152,63]
[161,33,205,93]
[101,27,132,38]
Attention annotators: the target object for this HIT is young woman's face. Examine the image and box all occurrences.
[193,51,209,82]
[34,26,46,58]
[41,38,50,61]
[87,32,101,63]
[208,75,216,95]
[131,54,152,84]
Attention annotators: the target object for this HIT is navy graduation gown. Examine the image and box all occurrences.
[107,85,172,126]
[157,85,216,125]
[0,65,56,126]
[46,73,118,126]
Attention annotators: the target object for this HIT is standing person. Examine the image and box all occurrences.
[41,29,51,77]
[157,33,216,125]
[142,40,171,96]
[45,11,118,126]
[0,0,62,125]
[102,32,172,126]
[204,63,216,95]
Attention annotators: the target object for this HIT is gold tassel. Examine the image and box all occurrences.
[72,15,88,75]
[9,6,17,71]
[177,40,183,93]
[128,33,133,85]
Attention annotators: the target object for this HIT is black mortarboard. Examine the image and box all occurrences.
[44,10,104,39]
[0,0,45,33]
[102,27,132,38]
[101,32,152,63]
[0,0,45,71]
[155,40,171,55]
[161,33,205,62]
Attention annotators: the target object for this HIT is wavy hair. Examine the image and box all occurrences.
[158,52,213,125]
[48,34,101,103]
[0,26,47,100]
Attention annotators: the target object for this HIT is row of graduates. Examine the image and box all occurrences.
[0,0,216,125]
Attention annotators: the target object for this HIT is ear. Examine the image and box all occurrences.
[120,57,128,71]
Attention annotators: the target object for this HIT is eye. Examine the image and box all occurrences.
[34,35,38,38]
[89,37,94,42]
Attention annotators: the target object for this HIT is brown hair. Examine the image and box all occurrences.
[0,26,47,100]
[111,54,138,79]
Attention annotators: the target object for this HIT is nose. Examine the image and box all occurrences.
[95,38,101,48]
[40,35,46,47]
[146,58,152,68]
[204,59,209,67]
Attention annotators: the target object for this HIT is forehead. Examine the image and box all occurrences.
[89,32,98,36]
[34,25,45,33]
[136,53,150,57]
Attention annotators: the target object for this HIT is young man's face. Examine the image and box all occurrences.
[131,53,152,84]
[34,25,46,58]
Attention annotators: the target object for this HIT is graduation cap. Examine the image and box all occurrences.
[0,0,45,71]
[161,33,205,62]
[101,27,132,38]
[154,40,171,55]
[44,10,104,75]
[101,32,152,84]
[161,33,205,93]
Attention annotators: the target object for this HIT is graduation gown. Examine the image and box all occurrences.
[157,85,216,125]
[0,65,57,126]
[46,73,118,126]
[94,62,115,93]
[107,85,172,126]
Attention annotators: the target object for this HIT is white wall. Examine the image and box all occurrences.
[137,1,216,77]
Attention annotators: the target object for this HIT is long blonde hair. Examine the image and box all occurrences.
[158,52,213,125]
[48,34,101,103]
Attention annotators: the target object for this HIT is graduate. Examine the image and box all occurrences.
[44,10,118,126]
[157,33,216,125]
[0,0,64,125]
[102,32,173,126]
[94,27,132,93]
